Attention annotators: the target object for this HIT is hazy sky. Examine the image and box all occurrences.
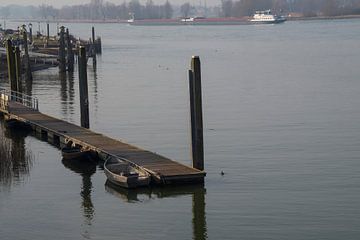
[4,0,217,8]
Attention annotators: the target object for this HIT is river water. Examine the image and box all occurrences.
[1,19,360,239]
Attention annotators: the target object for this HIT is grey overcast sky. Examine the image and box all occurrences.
[3,0,218,8]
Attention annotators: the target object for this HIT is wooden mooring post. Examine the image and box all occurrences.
[96,37,102,54]
[66,28,74,72]
[29,23,33,44]
[91,26,97,64]
[92,26,95,46]
[58,26,66,72]
[78,46,90,129]
[46,22,50,47]
[6,40,17,92]
[189,56,204,171]
[14,46,22,93]
[91,26,102,54]
[22,25,32,81]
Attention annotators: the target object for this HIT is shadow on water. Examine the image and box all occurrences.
[89,56,98,115]
[0,116,34,187]
[105,182,208,240]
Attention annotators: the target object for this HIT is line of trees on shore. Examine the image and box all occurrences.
[0,0,174,20]
[1,0,360,20]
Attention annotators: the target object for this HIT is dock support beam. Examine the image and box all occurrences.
[58,26,66,72]
[189,56,204,171]
[78,46,90,129]
[6,40,17,92]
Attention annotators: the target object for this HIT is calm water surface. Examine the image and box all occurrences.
[1,20,360,239]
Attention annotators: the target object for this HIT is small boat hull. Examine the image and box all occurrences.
[104,157,150,189]
[61,147,89,160]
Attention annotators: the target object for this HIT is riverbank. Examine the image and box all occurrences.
[6,14,360,24]
[288,14,360,21]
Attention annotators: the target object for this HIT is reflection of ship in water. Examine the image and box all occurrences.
[105,181,207,240]
[61,157,98,234]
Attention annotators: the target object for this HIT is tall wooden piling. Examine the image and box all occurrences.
[46,23,50,46]
[189,56,204,171]
[189,70,197,163]
[66,28,74,72]
[96,37,102,54]
[92,27,95,45]
[6,40,17,92]
[14,47,22,93]
[78,46,90,129]
[29,23,33,43]
[91,26,97,63]
[22,25,32,81]
[58,26,66,72]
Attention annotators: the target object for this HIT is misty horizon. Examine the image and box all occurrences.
[1,0,360,21]
[1,0,219,8]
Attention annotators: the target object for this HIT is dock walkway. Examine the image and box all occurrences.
[0,88,205,185]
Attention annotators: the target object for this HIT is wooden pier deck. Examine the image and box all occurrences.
[1,99,205,185]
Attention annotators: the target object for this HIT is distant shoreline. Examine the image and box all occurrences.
[287,14,360,21]
[5,14,360,24]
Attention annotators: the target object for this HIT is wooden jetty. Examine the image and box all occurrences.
[0,47,58,73]
[0,87,205,185]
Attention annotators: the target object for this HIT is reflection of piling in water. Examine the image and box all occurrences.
[193,187,207,240]
[59,72,68,116]
[61,157,97,226]
[105,182,207,239]
[0,118,33,186]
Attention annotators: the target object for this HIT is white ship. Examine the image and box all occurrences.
[250,10,286,24]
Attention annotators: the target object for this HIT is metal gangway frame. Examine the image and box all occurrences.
[0,87,39,112]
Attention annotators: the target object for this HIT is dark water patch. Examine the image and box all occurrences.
[0,116,34,188]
